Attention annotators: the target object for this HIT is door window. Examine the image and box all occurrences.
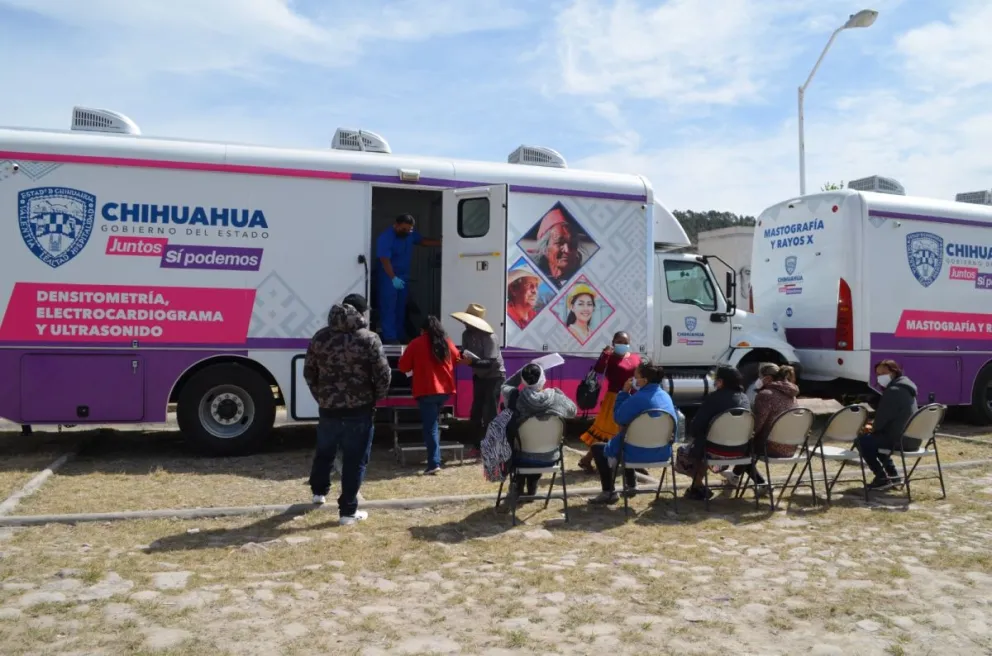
[458,198,490,238]
[664,261,717,311]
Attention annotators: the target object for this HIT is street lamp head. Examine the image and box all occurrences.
[844,9,878,29]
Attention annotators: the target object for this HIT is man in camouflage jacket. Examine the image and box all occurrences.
[304,293,391,524]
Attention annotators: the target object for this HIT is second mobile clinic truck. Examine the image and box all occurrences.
[750,188,992,424]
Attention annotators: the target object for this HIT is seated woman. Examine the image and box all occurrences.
[745,363,781,405]
[498,363,577,509]
[589,359,678,505]
[721,365,800,489]
[675,366,751,500]
[857,359,918,490]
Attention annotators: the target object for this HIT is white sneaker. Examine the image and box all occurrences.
[719,471,740,487]
[339,510,368,526]
[312,494,326,505]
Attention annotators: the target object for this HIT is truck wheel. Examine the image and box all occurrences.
[969,365,992,426]
[176,363,277,456]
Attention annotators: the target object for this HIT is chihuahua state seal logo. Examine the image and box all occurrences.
[18,186,97,268]
[684,316,698,332]
[905,231,943,288]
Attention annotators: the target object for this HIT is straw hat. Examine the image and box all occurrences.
[507,267,540,286]
[567,283,597,306]
[451,303,494,333]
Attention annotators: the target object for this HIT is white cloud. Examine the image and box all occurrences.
[895,0,992,92]
[552,0,827,106]
[0,0,530,76]
[568,1,992,216]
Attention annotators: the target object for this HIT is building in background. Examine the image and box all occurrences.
[696,225,755,306]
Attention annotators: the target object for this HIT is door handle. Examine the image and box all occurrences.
[663,326,672,347]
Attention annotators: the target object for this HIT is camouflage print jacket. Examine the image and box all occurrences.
[303,303,392,417]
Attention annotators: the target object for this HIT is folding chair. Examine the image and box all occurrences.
[737,407,815,511]
[701,408,755,511]
[878,403,947,503]
[494,415,568,526]
[810,404,870,503]
[615,411,678,517]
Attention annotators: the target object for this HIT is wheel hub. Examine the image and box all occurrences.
[211,393,244,425]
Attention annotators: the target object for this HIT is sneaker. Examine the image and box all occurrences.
[312,494,326,505]
[339,510,369,526]
[423,465,442,476]
[588,491,620,505]
[719,470,740,487]
[867,476,894,491]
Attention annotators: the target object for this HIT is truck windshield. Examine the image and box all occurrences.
[664,260,717,311]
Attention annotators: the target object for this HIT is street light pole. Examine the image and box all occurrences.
[797,10,878,196]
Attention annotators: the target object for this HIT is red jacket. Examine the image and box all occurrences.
[398,334,461,398]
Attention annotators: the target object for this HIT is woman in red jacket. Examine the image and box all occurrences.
[398,316,465,475]
[577,331,641,473]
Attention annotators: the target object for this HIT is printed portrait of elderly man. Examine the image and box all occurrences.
[518,203,600,289]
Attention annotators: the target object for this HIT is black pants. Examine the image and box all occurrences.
[470,375,504,448]
[732,464,765,485]
[856,433,919,478]
[591,443,636,493]
[308,413,375,517]
[512,472,541,496]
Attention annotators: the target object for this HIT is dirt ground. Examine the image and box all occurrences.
[0,418,990,654]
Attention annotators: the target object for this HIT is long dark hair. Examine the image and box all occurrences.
[423,316,450,363]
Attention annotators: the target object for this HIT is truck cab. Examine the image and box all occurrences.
[652,249,800,404]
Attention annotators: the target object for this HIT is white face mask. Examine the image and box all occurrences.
[877,374,892,388]
[754,379,764,390]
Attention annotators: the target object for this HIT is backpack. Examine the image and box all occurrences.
[575,367,602,411]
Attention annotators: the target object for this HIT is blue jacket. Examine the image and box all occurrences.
[604,383,678,463]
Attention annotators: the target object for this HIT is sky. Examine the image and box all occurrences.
[1,0,989,217]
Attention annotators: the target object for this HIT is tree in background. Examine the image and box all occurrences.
[671,210,756,246]
[821,180,844,191]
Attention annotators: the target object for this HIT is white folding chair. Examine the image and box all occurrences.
[702,408,755,510]
[810,404,870,502]
[495,415,568,526]
[615,411,678,517]
[737,407,815,510]
[879,403,947,502]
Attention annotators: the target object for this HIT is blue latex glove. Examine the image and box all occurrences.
[391,277,405,290]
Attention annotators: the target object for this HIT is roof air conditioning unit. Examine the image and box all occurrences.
[954,190,992,206]
[508,145,567,168]
[847,175,905,196]
[70,106,141,135]
[331,128,391,154]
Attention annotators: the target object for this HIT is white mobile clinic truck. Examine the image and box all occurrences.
[750,188,992,424]
[0,106,797,454]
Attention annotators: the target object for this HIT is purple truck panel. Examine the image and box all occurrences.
[20,353,146,422]
[781,328,992,406]
[0,346,248,424]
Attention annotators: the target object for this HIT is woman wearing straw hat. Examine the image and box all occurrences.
[451,304,505,459]
[506,268,541,329]
[565,283,598,344]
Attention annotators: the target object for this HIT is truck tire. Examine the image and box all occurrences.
[969,365,992,426]
[176,363,277,456]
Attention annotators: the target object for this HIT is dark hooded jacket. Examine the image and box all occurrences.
[303,303,391,417]
[872,375,919,446]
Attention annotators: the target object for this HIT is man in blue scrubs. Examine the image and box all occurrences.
[376,214,440,344]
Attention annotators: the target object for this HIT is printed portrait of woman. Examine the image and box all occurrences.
[506,258,554,329]
[553,277,615,346]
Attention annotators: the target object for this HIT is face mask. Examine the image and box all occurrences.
[630,379,640,391]
[754,379,764,390]
[877,374,891,388]
[613,344,630,356]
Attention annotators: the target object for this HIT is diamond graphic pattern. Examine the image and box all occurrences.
[249,272,326,339]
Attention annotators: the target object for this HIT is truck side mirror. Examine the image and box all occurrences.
[725,271,736,313]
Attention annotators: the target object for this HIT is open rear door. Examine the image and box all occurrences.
[441,185,508,345]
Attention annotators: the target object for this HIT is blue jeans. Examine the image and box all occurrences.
[308,414,375,517]
[856,432,920,479]
[377,271,408,343]
[417,394,449,469]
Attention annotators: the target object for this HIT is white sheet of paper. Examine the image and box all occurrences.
[461,350,480,361]
[529,352,565,371]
